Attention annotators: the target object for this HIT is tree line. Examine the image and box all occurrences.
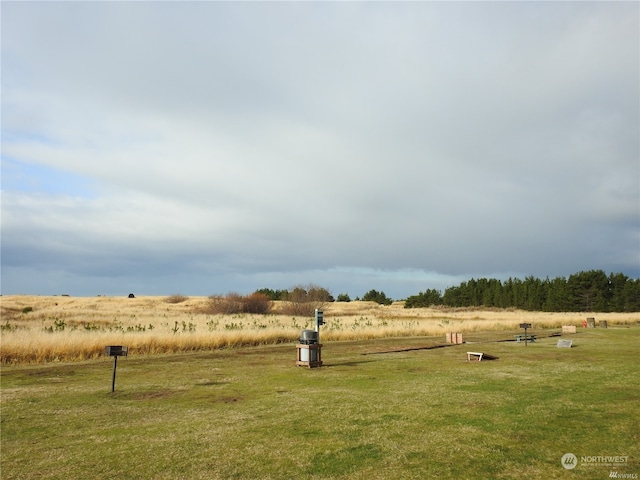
[404,270,640,312]
[255,286,393,306]
[251,271,639,312]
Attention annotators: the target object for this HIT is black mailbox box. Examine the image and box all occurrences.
[105,346,128,357]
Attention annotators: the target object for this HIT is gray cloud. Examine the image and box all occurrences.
[1,1,638,298]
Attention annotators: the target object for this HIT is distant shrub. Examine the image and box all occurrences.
[164,294,189,304]
[242,293,273,314]
[336,293,351,302]
[21,307,33,314]
[205,293,243,314]
[279,284,333,316]
[203,293,272,315]
[279,301,316,317]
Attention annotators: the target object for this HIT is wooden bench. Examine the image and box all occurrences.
[514,334,536,343]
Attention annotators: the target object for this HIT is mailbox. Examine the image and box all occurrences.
[105,346,128,357]
[106,346,128,392]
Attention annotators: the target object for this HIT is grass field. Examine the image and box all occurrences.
[2,295,638,364]
[1,322,638,479]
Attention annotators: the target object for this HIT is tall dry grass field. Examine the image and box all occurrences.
[2,295,638,364]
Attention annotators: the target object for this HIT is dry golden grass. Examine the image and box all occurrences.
[2,295,638,364]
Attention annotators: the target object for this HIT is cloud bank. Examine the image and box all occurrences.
[2,2,638,298]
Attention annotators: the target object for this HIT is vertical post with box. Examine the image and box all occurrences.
[105,346,128,392]
[519,323,532,346]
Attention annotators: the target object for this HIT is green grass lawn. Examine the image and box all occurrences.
[2,327,639,479]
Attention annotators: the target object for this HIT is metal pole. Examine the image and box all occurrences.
[315,308,321,345]
[524,327,528,347]
[111,355,118,392]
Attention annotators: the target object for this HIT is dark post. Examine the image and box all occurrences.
[315,309,324,344]
[105,346,128,392]
[519,323,532,346]
[111,355,118,393]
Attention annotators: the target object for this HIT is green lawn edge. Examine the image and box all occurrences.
[2,327,639,479]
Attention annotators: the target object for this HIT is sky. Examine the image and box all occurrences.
[1,1,639,300]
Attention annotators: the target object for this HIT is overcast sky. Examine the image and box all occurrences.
[2,1,638,299]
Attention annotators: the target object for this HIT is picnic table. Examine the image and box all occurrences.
[514,334,536,343]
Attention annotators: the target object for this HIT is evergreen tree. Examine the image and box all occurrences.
[442,285,462,307]
[404,270,637,312]
[542,276,571,311]
[404,289,442,308]
[621,278,640,311]
[567,270,610,311]
[362,289,393,305]
[254,288,287,301]
[608,272,629,312]
[523,276,545,311]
